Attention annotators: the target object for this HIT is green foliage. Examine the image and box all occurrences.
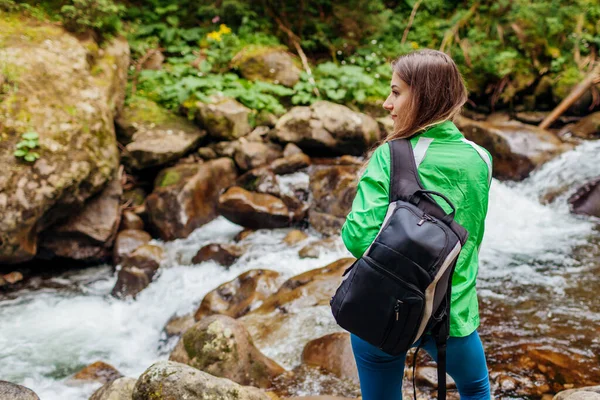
[292,61,390,106]
[14,131,40,163]
[135,57,294,116]
[19,0,595,115]
[60,0,124,40]
[0,0,17,12]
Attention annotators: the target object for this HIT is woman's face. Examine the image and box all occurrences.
[383,73,412,129]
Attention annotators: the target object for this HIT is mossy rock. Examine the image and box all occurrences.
[0,16,129,263]
[232,45,301,88]
[194,97,252,141]
[132,361,272,400]
[117,97,206,170]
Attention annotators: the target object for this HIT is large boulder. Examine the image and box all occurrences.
[0,18,129,263]
[271,101,381,156]
[116,97,206,170]
[455,116,571,180]
[232,46,301,87]
[133,361,271,400]
[89,377,136,400]
[194,97,252,141]
[146,158,237,240]
[169,315,285,388]
[218,187,292,229]
[194,269,282,321]
[0,381,39,400]
[308,165,360,235]
[38,173,122,262]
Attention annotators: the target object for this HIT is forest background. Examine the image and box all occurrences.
[3,0,599,122]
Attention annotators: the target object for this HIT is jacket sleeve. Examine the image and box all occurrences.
[341,143,391,259]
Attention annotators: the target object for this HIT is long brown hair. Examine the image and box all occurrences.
[386,49,467,141]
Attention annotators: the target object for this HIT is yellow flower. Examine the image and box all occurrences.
[219,24,231,35]
[411,41,419,49]
[207,31,222,42]
[547,46,561,59]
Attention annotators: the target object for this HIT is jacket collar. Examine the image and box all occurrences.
[417,120,463,141]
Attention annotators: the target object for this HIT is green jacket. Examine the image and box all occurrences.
[341,120,492,337]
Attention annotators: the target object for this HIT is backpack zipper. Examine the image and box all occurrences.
[364,256,424,298]
[381,299,404,348]
[417,213,434,226]
[395,299,403,320]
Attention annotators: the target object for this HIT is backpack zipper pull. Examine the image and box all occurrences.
[417,214,433,226]
[395,300,402,320]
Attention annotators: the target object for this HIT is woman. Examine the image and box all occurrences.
[341,49,492,399]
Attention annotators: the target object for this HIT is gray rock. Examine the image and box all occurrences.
[89,377,136,400]
[195,97,252,141]
[232,46,301,87]
[272,101,381,156]
[0,380,39,400]
[132,361,272,400]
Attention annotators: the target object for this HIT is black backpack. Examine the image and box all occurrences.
[330,138,469,400]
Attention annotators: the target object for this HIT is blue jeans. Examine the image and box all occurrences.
[351,330,490,400]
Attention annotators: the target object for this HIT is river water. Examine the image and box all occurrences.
[0,141,598,400]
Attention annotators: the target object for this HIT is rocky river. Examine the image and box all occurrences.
[1,14,600,400]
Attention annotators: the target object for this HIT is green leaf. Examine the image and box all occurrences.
[24,153,37,162]
[13,149,26,157]
[22,132,38,140]
[25,140,38,148]
[166,15,179,27]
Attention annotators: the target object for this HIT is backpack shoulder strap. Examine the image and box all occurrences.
[388,137,433,202]
[389,137,469,245]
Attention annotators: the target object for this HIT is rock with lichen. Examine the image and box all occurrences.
[116,96,206,170]
[192,97,252,141]
[132,361,272,400]
[232,46,301,88]
[0,16,129,263]
[169,314,285,389]
[0,380,39,400]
